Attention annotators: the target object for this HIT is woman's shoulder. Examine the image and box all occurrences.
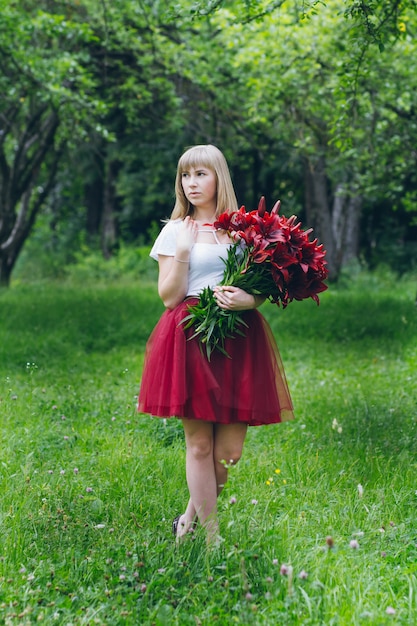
[157,217,182,233]
[150,218,182,259]
[165,218,182,228]
[156,217,183,235]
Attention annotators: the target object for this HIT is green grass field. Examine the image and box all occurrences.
[0,269,416,625]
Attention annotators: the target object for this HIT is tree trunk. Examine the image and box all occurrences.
[0,254,13,287]
[101,160,118,259]
[85,176,104,239]
[304,156,337,278]
[0,187,34,287]
[252,149,261,210]
[342,195,362,265]
[0,106,61,286]
[332,185,362,267]
[0,157,62,286]
[304,158,362,279]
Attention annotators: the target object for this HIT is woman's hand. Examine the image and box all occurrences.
[157,217,199,309]
[175,216,198,257]
[213,286,264,311]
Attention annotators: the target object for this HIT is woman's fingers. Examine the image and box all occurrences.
[213,286,254,311]
[177,217,198,252]
[214,286,238,309]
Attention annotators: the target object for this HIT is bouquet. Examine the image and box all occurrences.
[182,197,329,360]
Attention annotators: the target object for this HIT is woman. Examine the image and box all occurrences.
[138,144,293,545]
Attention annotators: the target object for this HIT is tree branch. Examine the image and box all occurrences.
[384,102,417,120]
[0,103,21,147]
[11,110,60,201]
[1,144,64,256]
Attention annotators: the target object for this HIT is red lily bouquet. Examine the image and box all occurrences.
[182,197,329,360]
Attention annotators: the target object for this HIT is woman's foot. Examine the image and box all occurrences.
[172,514,196,542]
[205,519,223,548]
[207,533,224,549]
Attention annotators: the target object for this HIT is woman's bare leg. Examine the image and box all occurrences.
[176,420,248,544]
[213,423,248,495]
[180,419,219,541]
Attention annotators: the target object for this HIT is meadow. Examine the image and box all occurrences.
[0,267,416,625]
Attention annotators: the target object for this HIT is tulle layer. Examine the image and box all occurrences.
[138,298,294,426]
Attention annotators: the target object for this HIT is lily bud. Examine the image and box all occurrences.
[257,196,266,217]
[271,200,281,214]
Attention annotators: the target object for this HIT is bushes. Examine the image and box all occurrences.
[13,243,158,285]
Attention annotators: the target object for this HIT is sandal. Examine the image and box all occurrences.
[172,515,181,537]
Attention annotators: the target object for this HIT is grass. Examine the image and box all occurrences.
[0,268,416,625]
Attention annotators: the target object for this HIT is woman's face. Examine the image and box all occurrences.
[181,166,217,213]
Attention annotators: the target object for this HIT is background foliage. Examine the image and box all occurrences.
[1,0,417,285]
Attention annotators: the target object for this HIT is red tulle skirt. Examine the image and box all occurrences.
[138,298,294,426]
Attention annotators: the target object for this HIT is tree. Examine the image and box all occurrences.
[74,0,187,248]
[0,2,104,286]
[179,0,417,277]
[1,0,417,285]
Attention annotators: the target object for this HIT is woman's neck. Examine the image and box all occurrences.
[192,211,217,224]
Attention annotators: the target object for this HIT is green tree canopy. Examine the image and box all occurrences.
[1,0,416,285]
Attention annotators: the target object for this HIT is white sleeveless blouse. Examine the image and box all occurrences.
[150,219,231,296]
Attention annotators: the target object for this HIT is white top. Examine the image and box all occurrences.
[150,219,231,296]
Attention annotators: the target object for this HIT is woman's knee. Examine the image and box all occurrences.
[185,431,213,460]
[213,424,247,467]
[214,445,243,467]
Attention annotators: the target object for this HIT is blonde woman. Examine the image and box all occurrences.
[138,145,293,545]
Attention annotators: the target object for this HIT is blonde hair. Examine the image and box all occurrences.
[170,144,238,220]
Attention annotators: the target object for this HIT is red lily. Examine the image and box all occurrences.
[251,240,274,264]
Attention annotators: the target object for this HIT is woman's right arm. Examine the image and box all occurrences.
[157,217,198,309]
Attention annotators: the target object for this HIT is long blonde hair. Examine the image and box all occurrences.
[170,144,238,220]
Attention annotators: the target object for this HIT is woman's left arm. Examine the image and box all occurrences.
[213,286,266,311]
